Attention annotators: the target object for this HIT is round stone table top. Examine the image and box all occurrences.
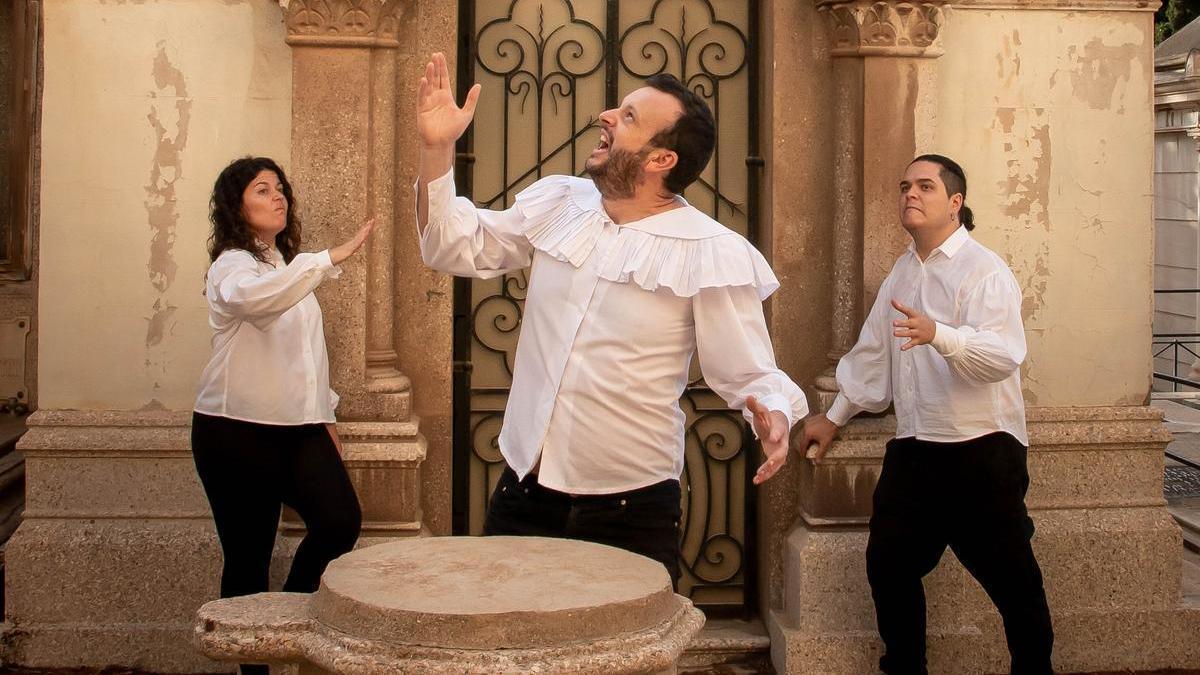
[312,536,679,650]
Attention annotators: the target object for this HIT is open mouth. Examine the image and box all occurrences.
[595,130,610,152]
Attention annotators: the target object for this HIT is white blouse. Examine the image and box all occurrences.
[827,226,1029,445]
[194,248,342,425]
[419,169,808,494]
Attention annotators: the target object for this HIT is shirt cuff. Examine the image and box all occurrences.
[825,394,858,427]
[741,393,795,439]
[930,321,966,357]
[317,249,342,279]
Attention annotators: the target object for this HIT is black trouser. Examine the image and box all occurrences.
[192,413,362,675]
[866,432,1054,675]
[483,466,683,586]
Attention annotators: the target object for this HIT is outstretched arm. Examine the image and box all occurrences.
[417,52,480,233]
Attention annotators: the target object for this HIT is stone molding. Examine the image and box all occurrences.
[951,0,1156,10]
[796,406,1172,526]
[280,0,404,48]
[818,0,947,58]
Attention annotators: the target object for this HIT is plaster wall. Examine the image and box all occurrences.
[935,8,1153,407]
[37,0,291,411]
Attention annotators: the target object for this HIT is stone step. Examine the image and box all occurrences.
[680,617,771,668]
[1169,501,1200,553]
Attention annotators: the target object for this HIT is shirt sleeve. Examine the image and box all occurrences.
[416,168,534,277]
[693,284,809,433]
[828,279,897,427]
[207,250,340,331]
[927,269,1026,384]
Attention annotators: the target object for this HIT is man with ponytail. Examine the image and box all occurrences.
[800,155,1055,674]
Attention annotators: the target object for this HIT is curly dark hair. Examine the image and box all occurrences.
[644,74,716,195]
[208,156,302,264]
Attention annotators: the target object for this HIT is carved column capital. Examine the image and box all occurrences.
[818,0,947,58]
[279,0,404,48]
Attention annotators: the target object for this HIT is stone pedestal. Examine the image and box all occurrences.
[768,407,1200,673]
[196,537,706,674]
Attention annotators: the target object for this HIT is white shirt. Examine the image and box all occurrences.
[419,169,808,494]
[194,248,342,425]
[827,226,1029,445]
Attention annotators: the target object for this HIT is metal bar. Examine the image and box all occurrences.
[1154,289,1200,293]
[1167,450,1200,472]
[1153,333,1200,339]
[451,0,478,536]
[1153,372,1200,388]
[606,0,618,108]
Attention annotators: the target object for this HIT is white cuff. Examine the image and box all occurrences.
[825,394,857,427]
[742,393,795,439]
[317,249,342,279]
[930,321,966,357]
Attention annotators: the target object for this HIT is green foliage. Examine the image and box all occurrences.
[1157,0,1200,44]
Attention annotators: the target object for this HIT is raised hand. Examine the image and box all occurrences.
[417,52,481,149]
[750,395,792,485]
[891,299,935,351]
[329,218,375,265]
[800,413,838,465]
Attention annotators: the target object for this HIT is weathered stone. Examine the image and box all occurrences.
[197,537,706,674]
[770,407,1200,673]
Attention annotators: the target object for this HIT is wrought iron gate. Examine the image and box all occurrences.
[452,0,761,611]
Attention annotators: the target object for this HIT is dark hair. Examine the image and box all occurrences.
[644,74,716,194]
[208,156,302,264]
[911,153,975,231]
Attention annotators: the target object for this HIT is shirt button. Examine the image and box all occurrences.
[619,499,627,506]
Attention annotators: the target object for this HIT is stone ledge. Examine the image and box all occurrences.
[1,621,230,673]
[798,406,1172,524]
[948,0,1156,11]
[197,593,705,674]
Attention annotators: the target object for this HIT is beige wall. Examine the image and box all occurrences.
[935,8,1154,407]
[38,0,291,411]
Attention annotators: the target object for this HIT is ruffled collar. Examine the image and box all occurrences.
[568,183,731,240]
[513,175,780,299]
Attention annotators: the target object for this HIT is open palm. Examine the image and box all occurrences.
[418,52,481,148]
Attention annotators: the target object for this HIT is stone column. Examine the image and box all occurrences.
[279,0,426,540]
[812,0,945,412]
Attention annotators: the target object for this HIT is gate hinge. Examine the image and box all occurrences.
[452,360,474,373]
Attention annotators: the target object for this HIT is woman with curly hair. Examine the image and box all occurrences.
[191,157,372,674]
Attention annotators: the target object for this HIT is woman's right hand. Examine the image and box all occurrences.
[329,218,375,265]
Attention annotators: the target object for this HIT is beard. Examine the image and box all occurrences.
[585,146,648,200]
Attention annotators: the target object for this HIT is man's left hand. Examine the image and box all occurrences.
[749,395,791,485]
[891,299,935,351]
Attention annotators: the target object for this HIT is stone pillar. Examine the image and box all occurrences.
[279,0,426,541]
[812,0,945,411]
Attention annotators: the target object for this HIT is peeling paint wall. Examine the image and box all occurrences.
[38,0,291,410]
[935,10,1153,407]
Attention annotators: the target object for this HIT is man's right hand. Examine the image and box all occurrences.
[800,413,839,465]
[418,52,480,149]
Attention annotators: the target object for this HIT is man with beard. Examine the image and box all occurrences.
[414,52,806,584]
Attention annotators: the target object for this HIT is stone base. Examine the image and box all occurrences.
[770,406,1200,674]
[2,518,228,673]
[768,604,1200,675]
[197,539,706,674]
[2,410,427,673]
[767,521,1200,674]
